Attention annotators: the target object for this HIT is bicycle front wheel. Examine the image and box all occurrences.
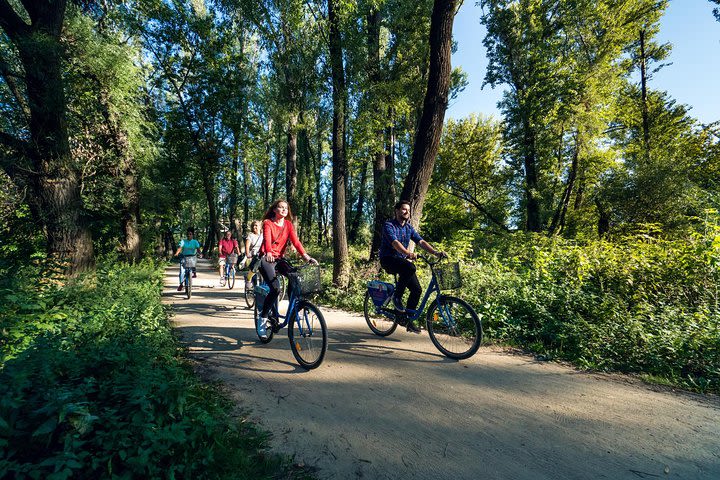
[185,272,192,299]
[288,301,327,369]
[227,267,235,289]
[364,291,397,336]
[254,301,274,344]
[426,295,482,360]
[245,276,256,309]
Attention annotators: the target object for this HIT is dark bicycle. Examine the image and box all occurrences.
[364,256,482,359]
[254,260,327,369]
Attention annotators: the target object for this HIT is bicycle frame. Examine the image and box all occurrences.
[179,255,196,284]
[262,269,315,336]
[374,259,444,321]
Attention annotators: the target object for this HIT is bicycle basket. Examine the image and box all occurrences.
[435,262,462,290]
[288,265,322,296]
[227,253,238,264]
[183,256,197,269]
[367,280,394,307]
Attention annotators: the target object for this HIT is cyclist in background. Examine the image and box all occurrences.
[244,220,263,289]
[218,230,240,286]
[379,200,445,333]
[174,227,202,291]
[257,200,318,339]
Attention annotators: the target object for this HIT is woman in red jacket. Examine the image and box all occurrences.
[257,199,317,339]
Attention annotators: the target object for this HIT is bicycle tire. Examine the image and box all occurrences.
[363,291,398,336]
[277,275,287,301]
[227,267,235,289]
[288,300,327,369]
[426,295,482,360]
[244,276,257,309]
[253,301,274,343]
[185,271,192,299]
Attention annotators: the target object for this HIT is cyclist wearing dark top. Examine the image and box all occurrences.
[379,200,445,333]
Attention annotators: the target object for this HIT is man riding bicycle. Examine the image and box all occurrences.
[218,230,240,286]
[379,200,446,333]
[174,227,202,291]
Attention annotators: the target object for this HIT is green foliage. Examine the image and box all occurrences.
[469,232,720,392]
[322,233,720,392]
[0,261,292,479]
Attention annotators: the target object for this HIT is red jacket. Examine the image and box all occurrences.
[261,219,306,258]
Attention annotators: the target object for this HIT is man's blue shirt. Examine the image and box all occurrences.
[379,219,423,259]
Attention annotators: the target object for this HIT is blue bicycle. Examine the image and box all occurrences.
[365,256,482,360]
[223,253,238,289]
[253,260,328,369]
[179,254,197,299]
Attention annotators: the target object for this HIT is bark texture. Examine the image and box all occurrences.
[328,0,350,287]
[399,0,458,229]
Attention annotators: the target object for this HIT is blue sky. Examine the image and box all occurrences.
[447,0,720,125]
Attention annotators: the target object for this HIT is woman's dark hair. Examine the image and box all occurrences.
[394,200,411,211]
[262,199,295,223]
[186,227,195,235]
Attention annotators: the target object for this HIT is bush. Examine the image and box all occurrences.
[0,261,291,479]
[326,233,720,393]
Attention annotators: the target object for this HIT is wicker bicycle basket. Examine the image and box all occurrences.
[435,262,462,290]
[288,265,322,296]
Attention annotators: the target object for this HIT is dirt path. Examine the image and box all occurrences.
[163,260,720,479]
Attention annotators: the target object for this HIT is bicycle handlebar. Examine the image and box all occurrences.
[416,253,448,266]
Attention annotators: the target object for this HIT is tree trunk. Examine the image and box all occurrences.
[199,153,220,252]
[229,137,240,236]
[522,117,542,232]
[0,0,95,273]
[367,8,396,260]
[349,159,369,243]
[399,0,458,229]
[639,29,650,161]
[315,124,326,246]
[328,0,350,287]
[549,131,580,236]
[286,113,298,210]
[272,130,282,202]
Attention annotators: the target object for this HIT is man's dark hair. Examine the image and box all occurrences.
[187,227,195,234]
[394,200,411,210]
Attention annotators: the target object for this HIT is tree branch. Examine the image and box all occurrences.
[0,130,34,178]
[0,56,30,120]
[0,0,30,39]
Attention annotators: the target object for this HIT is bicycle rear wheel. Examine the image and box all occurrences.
[227,267,235,289]
[245,276,257,309]
[277,275,287,301]
[426,295,482,360]
[363,291,397,336]
[288,300,327,369]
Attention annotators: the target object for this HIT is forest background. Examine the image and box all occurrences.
[1,0,719,477]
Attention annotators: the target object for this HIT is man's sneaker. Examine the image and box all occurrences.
[192,272,197,278]
[406,321,421,334]
[220,277,226,286]
[392,295,405,312]
[257,317,269,340]
[176,284,183,291]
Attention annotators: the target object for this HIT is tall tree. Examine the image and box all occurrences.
[0,0,94,272]
[399,0,459,229]
[328,0,350,287]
